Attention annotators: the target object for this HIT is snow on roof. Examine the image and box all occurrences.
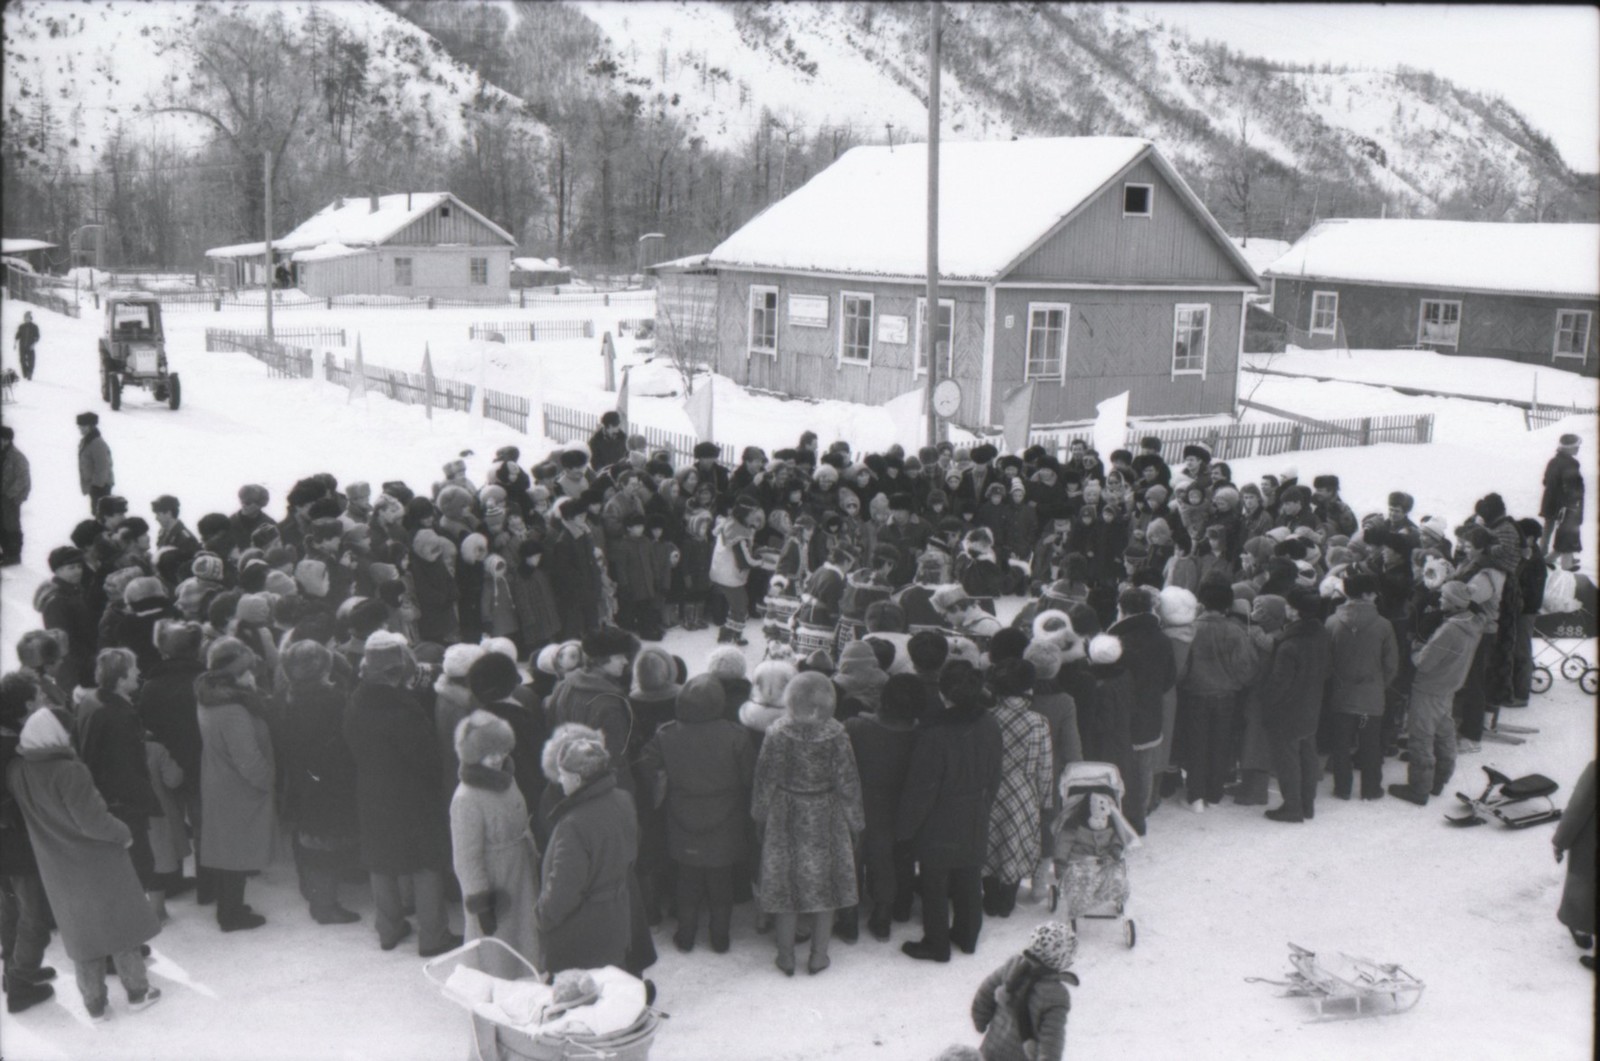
[512,257,567,272]
[291,242,363,263]
[1264,220,1600,299]
[1,238,55,253]
[207,193,514,259]
[707,137,1156,281]
[1229,237,1292,275]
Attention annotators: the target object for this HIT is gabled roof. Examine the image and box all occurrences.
[207,193,514,259]
[705,137,1258,285]
[1264,219,1600,300]
[1,238,55,253]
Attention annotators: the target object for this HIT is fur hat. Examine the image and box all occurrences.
[632,646,678,696]
[482,637,518,661]
[295,558,330,598]
[692,441,720,460]
[1197,580,1234,614]
[930,584,973,613]
[1027,921,1078,974]
[467,652,522,703]
[455,710,516,767]
[1031,609,1076,649]
[361,630,412,682]
[581,625,637,663]
[557,736,611,782]
[1087,633,1123,665]
[235,593,273,627]
[206,636,256,677]
[784,670,837,721]
[155,619,203,660]
[76,411,99,427]
[988,658,1037,698]
[281,640,333,685]
[1251,594,1288,633]
[48,545,85,572]
[1181,443,1211,463]
[191,551,225,582]
[413,529,449,562]
[800,648,836,675]
[264,570,298,597]
[1022,639,1063,680]
[705,645,748,682]
[442,643,485,680]
[459,533,490,564]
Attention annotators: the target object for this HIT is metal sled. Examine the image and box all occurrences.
[1445,766,1562,828]
[1249,942,1424,1021]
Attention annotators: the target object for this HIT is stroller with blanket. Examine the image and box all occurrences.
[1045,761,1140,948]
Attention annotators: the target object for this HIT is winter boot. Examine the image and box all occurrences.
[807,912,832,975]
[774,914,797,976]
[867,904,893,942]
[5,979,54,1014]
[664,603,681,629]
[833,905,859,943]
[708,905,732,954]
[720,622,748,647]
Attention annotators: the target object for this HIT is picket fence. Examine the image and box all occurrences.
[1027,408,1433,463]
[207,331,313,379]
[3,266,81,318]
[467,320,595,342]
[1525,400,1599,431]
[541,404,705,464]
[321,353,474,412]
[204,326,346,350]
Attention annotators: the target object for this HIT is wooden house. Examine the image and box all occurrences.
[1265,220,1600,377]
[206,193,515,300]
[660,137,1262,426]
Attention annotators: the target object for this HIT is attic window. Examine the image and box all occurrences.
[440,205,451,218]
[1123,183,1153,218]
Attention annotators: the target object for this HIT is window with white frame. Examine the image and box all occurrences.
[469,257,488,285]
[1310,291,1338,335]
[1418,299,1462,347]
[1554,309,1591,362]
[914,297,955,377]
[1026,303,1070,382]
[1173,304,1209,376]
[839,292,874,365]
[748,286,779,357]
[393,257,413,287]
[1123,183,1153,217]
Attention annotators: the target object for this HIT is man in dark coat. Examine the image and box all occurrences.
[588,411,630,472]
[844,674,922,941]
[544,626,638,797]
[1261,588,1334,823]
[76,649,163,888]
[0,426,30,567]
[896,661,1002,962]
[1108,587,1177,834]
[38,546,98,690]
[1539,433,1584,566]
[76,412,114,515]
[958,444,1000,509]
[0,673,54,1011]
[135,620,208,895]
[1324,572,1398,800]
[545,497,604,639]
[466,652,549,812]
[150,495,200,566]
[343,632,459,956]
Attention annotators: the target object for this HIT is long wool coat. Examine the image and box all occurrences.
[452,767,542,978]
[274,678,359,843]
[985,698,1053,884]
[897,703,1003,868]
[537,771,638,974]
[7,744,159,961]
[344,680,452,874]
[638,692,756,867]
[196,671,278,871]
[1554,760,1596,936]
[751,715,865,914]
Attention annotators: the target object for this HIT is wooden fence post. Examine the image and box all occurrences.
[1290,425,1303,452]
[1360,418,1371,446]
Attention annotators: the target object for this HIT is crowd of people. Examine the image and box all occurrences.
[0,405,1592,1058]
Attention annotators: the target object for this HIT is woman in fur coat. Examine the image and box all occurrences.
[751,672,865,976]
[452,711,542,978]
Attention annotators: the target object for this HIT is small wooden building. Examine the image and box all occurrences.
[662,137,1262,426]
[206,193,515,301]
[510,257,573,288]
[1265,220,1600,377]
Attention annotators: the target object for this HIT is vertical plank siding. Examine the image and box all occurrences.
[1008,158,1250,284]
[1271,278,1599,377]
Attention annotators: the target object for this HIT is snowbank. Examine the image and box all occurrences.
[1246,349,1599,408]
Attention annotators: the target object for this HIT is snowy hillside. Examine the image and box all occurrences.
[0,0,547,171]
[539,1,1585,223]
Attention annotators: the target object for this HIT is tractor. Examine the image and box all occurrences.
[98,294,180,410]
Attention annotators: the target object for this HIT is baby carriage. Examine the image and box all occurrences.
[1530,570,1598,696]
[424,938,663,1061]
[1045,761,1140,948]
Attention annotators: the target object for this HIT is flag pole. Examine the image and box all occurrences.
[924,0,941,448]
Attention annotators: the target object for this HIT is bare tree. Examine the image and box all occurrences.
[654,273,719,396]
[1220,111,1255,242]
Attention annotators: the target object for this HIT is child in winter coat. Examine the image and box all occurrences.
[647,515,680,630]
[509,540,562,658]
[710,506,759,645]
[480,553,519,642]
[637,674,756,953]
[451,711,542,978]
[611,514,663,640]
[678,512,714,631]
[971,920,1077,1061]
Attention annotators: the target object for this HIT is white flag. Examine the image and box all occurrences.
[348,335,367,404]
[684,373,714,442]
[1093,390,1130,459]
[883,386,927,450]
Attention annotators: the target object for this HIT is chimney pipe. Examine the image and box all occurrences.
[369,194,380,214]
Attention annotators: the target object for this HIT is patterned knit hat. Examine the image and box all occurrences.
[1027,921,1077,972]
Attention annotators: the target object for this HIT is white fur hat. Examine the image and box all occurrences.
[1032,609,1075,648]
[481,637,519,661]
[442,643,485,679]
[1157,586,1199,627]
[1087,634,1123,665]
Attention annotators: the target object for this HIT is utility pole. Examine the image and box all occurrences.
[924,0,941,447]
[264,150,274,342]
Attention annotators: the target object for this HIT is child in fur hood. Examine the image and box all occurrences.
[971,920,1078,1061]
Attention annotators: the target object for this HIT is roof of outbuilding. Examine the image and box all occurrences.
[1263,219,1600,299]
[707,136,1253,283]
[207,193,514,259]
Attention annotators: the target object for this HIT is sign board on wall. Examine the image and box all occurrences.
[878,314,909,345]
[788,294,829,328]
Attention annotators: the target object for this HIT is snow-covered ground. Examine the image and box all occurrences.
[0,294,1594,1060]
[1245,348,1600,408]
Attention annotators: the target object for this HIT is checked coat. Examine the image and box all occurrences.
[984,697,1053,883]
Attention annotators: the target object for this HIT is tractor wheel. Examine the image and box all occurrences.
[101,370,110,402]
[109,374,122,411]
[167,374,182,410]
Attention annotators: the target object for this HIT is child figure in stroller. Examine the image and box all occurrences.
[1047,762,1139,947]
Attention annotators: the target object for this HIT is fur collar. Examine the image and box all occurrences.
[460,763,513,792]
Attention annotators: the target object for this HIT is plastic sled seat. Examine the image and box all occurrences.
[1445,766,1562,828]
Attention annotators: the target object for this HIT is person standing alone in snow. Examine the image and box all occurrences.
[76,412,114,516]
[0,426,30,566]
[14,312,39,379]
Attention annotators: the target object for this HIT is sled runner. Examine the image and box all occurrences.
[1445,766,1562,828]
[1248,942,1424,1021]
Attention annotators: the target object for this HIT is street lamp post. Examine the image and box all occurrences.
[637,233,665,283]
